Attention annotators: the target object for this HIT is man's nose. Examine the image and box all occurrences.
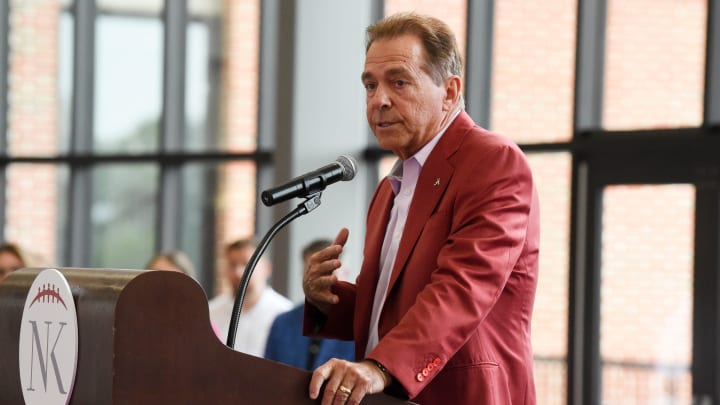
[369,85,391,110]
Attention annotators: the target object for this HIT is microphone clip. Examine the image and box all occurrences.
[300,192,323,215]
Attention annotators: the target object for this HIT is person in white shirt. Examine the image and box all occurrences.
[208,238,292,356]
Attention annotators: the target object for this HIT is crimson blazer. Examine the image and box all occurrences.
[305,111,540,404]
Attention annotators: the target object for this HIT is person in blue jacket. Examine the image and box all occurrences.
[264,239,355,370]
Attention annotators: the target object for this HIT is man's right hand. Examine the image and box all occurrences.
[303,228,349,314]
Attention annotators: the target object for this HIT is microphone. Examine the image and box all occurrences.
[261,155,357,206]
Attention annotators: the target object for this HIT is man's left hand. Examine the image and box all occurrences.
[309,359,390,405]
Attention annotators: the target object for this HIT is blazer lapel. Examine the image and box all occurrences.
[359,181,394,288]
[385,112,473,294]
[355,180,394,349]
[385,158,452,293]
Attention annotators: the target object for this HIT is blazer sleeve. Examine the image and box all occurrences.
[367,142,537,398]
[303,280,357,341]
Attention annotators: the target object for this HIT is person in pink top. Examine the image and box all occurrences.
[302,12,540,405]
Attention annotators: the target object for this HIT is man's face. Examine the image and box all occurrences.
[362,34,450,160]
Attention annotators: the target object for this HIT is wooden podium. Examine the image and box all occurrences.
[0,268,412,404]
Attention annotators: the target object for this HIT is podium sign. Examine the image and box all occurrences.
[19,269,79,405]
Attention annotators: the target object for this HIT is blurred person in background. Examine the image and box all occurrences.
[146,250,197,279]
[0,242,27,282]
[146,249,222,339]
[209,238,292,356]
[264,239,354,370]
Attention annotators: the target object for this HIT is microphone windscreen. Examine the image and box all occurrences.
[337,155,357,181]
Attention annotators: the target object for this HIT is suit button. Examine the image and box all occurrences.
[433,357,442,366]
[416,373,424,382]
[427,363,435,371]
[422,368,429,377]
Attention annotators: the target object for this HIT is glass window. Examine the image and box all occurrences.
[186,1,221,151]
[185,20,212,151]
[189,161,257,296]
[181,162,213,290]
[95,13,163,153]
[527,152,571,404]
[491,0,576,143]
[603,1,706,130]
[91,164,158,268]
[600,184,694,403]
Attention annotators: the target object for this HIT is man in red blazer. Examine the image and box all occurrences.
[303,12,539,405]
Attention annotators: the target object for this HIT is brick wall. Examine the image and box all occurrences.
[214,0,260,294]
[604,0,705,129]
[5,0,61,266]
[601,185,694,402]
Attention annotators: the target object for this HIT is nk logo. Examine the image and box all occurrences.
[18,269,79,405]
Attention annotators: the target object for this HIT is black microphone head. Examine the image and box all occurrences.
[336,155,357,181]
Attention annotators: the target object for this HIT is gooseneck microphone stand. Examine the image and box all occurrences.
[225,192,323,349]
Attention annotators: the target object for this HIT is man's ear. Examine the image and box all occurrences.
[443,75,462,110]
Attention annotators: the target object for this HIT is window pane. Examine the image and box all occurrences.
[5,164,68,267]
[185,20,213,151]
[7,1,64,157]
[603,1,706,130]
[91,164,158,268]
[601,184,694,403]
[185,1,222,151]
[95,13,163,153]
[181,162,214,292]
[527,153,570,404]
[181,161,259,295]
[492,0,576,143]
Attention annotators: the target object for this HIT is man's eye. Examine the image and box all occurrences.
[395,80,406,87]
[364,83,376,90]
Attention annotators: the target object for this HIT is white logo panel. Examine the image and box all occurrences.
[18,269,79,405]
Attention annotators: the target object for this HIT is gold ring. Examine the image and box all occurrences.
[338,385,352,395]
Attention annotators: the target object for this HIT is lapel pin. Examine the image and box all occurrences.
[434,178,440,186]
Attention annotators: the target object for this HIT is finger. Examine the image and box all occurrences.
[333,228,349,247]
[304,260,340,290]
[309,363,332,400]
[333,389,350,405]
[346,386,366,405]
[312,244,344,265]
[322,372,347,405]
[335,378,360,405]
[308,255,343,277]
[307,274,339,305]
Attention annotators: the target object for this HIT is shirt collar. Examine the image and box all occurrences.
[387,108,462,194]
